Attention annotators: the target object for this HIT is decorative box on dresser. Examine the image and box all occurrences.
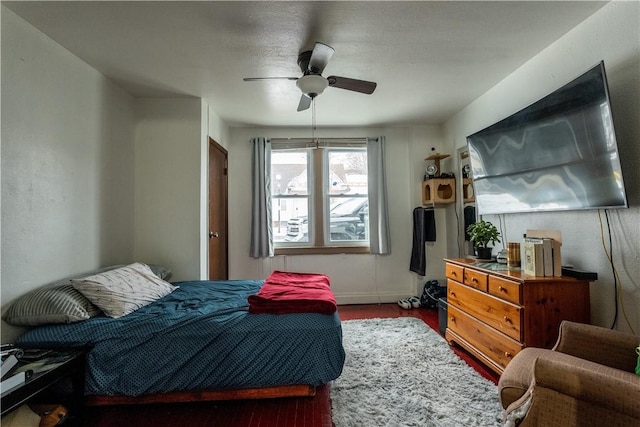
[444,258,591,375]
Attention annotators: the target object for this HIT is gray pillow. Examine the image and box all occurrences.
[2,282,102,326]
[148,264,172,281]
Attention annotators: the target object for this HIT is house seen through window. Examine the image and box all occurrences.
[271,144,368,251]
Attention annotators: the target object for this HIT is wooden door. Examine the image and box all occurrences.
[208,138,228,280]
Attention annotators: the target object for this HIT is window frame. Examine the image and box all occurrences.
[271,140,370,255]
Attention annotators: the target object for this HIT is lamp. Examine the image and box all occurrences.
[296,74,329,97]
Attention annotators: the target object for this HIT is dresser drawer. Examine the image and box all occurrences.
[488,276,522,304]
[447,305,523,369]
[445,263,464,282]
[463,268,488,292]
[447,281,522,341]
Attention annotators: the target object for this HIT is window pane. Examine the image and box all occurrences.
[327,196,368,242]
[271,149,311,244]
[327,150,368,195]
[327,149,368,243]
[271,151,308,196]
[273,196,309,243]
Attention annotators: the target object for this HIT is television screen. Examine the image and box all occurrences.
[467,61,628,215]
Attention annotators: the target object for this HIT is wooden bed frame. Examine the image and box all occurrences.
[85,384,316,406]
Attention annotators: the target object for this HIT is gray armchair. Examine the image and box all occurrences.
[498,321,640,426]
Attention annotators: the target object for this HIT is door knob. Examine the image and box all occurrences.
[209,231,219,238]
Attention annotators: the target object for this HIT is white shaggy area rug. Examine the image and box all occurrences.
[331,317,502,427]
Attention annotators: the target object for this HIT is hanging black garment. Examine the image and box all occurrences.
[409,207,436,276]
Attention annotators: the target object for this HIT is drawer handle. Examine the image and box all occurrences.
[472,277,478,283]
[505,351,513,358]
[450,316,456,323]
[503,316,512,324]
[450,291,456,297]
[498,286,506,292]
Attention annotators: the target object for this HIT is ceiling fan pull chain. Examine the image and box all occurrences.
[312,97,319,148]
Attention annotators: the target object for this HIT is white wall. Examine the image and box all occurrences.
[133,98,204,281]
[227,125,450,303]
[444,1,640,334]
[1,8,135,341]
[208,106,230,150]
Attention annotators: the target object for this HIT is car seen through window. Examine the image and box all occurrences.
[285,198,368,242]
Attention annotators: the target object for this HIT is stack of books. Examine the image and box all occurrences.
[522,230,562,277]
[1,345,31,397]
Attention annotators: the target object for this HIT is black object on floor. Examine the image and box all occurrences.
[438,297,448,337]
[420,280,446,309]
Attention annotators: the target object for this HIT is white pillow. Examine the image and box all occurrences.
[71,263,177,318]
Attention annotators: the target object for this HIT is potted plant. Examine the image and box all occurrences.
[467,220,501,260]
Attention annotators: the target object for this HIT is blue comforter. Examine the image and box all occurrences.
[17,280,345,396]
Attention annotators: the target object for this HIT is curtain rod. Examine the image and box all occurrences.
[269,137,373,143]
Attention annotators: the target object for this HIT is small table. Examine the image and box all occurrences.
[1,349,86,421]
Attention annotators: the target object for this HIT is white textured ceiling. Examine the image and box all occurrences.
[3,1,607,127]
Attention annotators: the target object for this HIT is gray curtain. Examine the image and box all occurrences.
[250,137,273,258]
[367,136,391,254]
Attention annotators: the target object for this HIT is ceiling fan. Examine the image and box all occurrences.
[243,42,377,111]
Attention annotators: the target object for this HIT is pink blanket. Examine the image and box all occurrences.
[248,271,337,315]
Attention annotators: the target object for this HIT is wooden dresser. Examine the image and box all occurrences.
[444,258,591,374]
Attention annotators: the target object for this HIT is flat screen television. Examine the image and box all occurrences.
[467,61,628,215]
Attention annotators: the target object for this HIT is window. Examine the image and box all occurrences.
[271,141,369,254]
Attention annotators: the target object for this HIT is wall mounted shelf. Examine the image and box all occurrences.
[423,178,456,205]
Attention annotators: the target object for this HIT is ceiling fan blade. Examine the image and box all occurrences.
[297,94,312,112]
[327,76,377,94]
[243,77,298,81]
[308,42,334,74]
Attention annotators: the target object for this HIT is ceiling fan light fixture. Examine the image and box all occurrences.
[296,74,328,97]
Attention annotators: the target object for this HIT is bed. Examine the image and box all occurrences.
[8,266,345,405]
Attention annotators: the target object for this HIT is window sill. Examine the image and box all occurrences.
[274,246,370,256]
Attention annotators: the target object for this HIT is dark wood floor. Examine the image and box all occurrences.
[87,304,499,426]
